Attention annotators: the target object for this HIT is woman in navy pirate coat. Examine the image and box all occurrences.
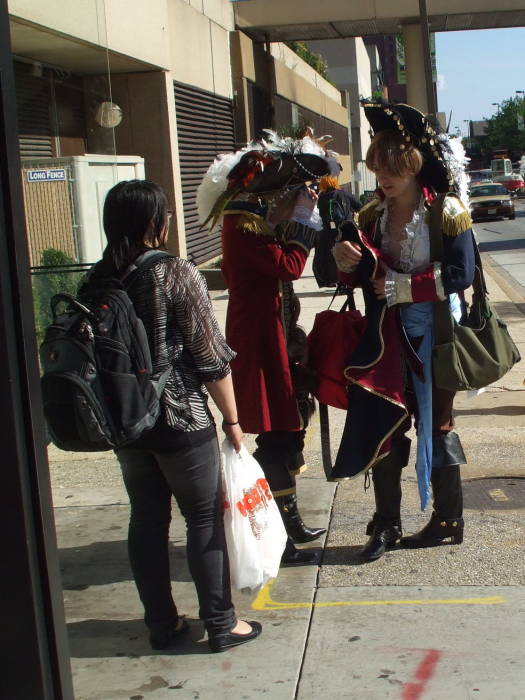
[332,100,475,561]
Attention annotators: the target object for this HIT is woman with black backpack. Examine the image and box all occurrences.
[93,179,261,653]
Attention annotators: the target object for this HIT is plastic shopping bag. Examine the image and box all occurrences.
[221,440,287,592]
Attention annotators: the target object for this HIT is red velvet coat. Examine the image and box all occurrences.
[221,214,309,434]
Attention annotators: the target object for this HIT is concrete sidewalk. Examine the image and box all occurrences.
[48,257,525,700]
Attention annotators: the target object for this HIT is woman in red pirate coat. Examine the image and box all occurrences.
[198,130,338,564]
[331,100,475,561]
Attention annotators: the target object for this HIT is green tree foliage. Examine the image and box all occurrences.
[275,122,314,140]
[285,41,329,81]
[32,248,86,345]
[484,97,525,152]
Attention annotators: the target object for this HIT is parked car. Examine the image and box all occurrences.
[493,173,525,196]
[468,169,493,185]
[469,183,515,221]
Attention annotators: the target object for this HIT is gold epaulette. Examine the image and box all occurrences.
[357,198,382,230]
[223,210,275,237]
[442,195,472,237]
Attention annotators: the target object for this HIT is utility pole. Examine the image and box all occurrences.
[418,0,437,116]
[516,91,525,135]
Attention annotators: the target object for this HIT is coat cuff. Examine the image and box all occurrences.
[411,263,447,303]
[280,221,318,253]
[384,263,446,306]
[384,269,413,306]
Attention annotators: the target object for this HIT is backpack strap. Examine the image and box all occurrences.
[122,249,176,395]
[121,249,175,290]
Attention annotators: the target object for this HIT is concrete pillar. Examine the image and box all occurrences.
[230,31,255,145]
[402,24,428,114]
[108,71,186,257]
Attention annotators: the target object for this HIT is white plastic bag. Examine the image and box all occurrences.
[221,439,287,592]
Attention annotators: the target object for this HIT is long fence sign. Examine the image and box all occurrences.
[26,169,66,183]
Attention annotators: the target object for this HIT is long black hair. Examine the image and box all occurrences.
[101,179,169,275]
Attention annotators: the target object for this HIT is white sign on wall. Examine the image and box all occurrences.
[27,169,66,182]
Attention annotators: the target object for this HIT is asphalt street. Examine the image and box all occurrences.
[475,195,525,295]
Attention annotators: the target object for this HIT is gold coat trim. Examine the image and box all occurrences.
[441,195,472,237]
[223,210,276,237]
[289,464,308,477]
[357,199,382,230]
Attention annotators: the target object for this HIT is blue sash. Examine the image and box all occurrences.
[401,294,461,510]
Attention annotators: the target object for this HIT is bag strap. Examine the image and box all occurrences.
[429,194,489,345]
[51,293,97,322]
[327,282,356,311]
[329,194,346,224]
[123,249,175,392]
[121,249,175,290]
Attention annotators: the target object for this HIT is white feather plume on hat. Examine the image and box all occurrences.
[196,145,262,233]
[438,133,470,209]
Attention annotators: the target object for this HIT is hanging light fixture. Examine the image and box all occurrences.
[94,101,123,128]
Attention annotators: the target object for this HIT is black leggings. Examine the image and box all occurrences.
[116,435,235,637]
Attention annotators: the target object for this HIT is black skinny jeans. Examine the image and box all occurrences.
[116,434,236,637]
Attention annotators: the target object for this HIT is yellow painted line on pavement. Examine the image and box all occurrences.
[251,580,506,611]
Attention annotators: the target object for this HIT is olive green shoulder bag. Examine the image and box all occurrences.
[430,195,520,391]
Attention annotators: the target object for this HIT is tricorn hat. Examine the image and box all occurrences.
[197,128,339,232]
[227,149,331,194]
[361,98,468,199]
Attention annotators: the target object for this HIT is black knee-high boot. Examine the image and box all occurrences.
[401,433,465,548]
[254,435,326,546]
[360,439,409,562]
[253,442,321,564]
[365,436,411,536]
[275,493,326,544]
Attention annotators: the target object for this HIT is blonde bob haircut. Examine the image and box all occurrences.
[365,130,423,178]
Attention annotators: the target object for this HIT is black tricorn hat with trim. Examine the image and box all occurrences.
[197,128,340,231]
[361,98,456,194]
[227,150,331,194]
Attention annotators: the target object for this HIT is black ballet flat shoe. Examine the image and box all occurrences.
[149,617,190,650]
[208,621,262,653]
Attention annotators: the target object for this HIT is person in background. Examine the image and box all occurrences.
[197,130,339,564]
[331,100,475,561]
[313,174,362,288]
[87,179,261,653]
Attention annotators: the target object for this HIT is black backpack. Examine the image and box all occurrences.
[40,250,172,452]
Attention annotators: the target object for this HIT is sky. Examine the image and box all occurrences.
[435,28,525,136]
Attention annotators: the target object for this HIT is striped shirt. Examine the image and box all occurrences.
[127,256,235,433]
